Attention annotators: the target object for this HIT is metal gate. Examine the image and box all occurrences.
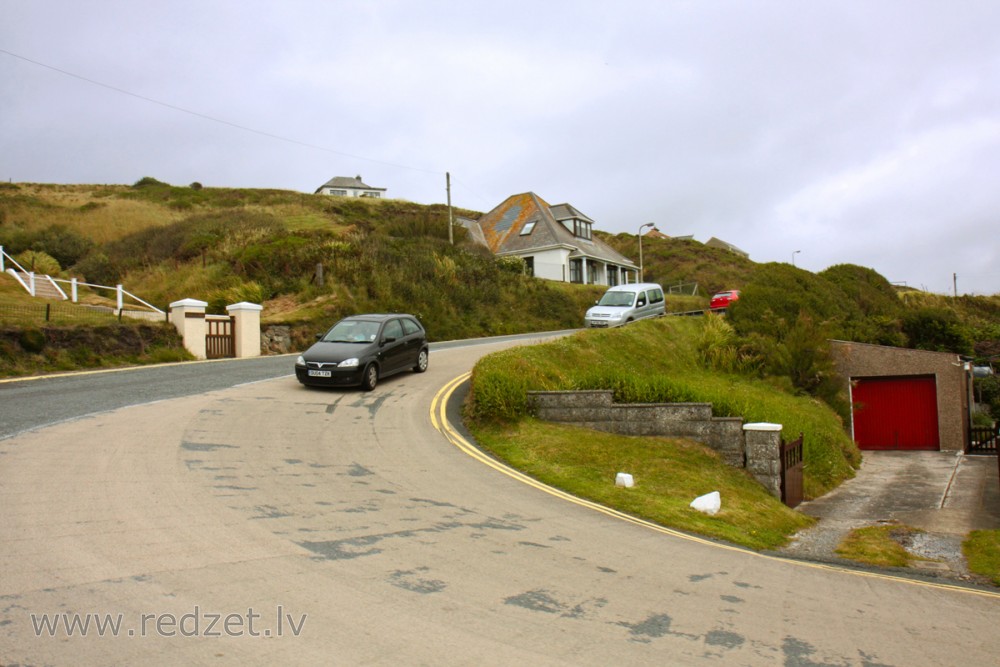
[780,433,804,508]
[967,425,999,455]
[852,376,940,450]
[205,315,235,359]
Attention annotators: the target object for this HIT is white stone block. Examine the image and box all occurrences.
[690,491,721,515]
[615,472,635,488]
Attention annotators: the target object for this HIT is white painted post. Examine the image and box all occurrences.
[0,246,5,272]
[169,298,208,360]
[71,278,78,302]
[28,272,36,297]
[116,284,124,312]
[226,302,263,358]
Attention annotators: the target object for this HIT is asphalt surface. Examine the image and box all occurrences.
[0,332,571,441]
[2,338,1000,665]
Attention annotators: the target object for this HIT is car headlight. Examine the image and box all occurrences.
[339,357,360,368]
[608,313,623,320]
[296,355,305,366]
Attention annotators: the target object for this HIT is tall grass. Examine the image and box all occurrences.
[467,317,859,498]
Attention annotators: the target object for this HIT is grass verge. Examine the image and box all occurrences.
[472,418,815,550]
[963,530,1000,585]
[834,524,928,568]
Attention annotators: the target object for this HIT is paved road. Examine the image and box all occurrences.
[2,337,999,665]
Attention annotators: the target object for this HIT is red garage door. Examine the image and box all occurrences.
[852,376,940,450]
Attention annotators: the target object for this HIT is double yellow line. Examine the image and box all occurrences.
[430,372,1000,599]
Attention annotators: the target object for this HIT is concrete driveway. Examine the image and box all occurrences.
[780,450,1000,582]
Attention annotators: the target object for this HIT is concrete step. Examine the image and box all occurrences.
[10,271,66,300]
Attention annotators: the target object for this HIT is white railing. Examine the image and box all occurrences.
[1,245,164,317]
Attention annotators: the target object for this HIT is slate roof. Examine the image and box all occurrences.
[472,192,636,267]
[314,175,387,194]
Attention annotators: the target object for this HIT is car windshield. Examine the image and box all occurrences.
[597,291,636,307]
[322,319,380,343]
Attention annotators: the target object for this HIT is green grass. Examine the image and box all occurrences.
[835,524,927,568]
[473,418,814,550]
[963,530,1000,585]
[467,316,860,499]
[0,321,192,377]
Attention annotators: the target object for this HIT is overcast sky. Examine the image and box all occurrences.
[3,1,999,295]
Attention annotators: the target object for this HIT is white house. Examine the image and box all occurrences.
[314,175,387,198]
[465,192,638,285]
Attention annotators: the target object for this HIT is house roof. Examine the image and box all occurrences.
[315,175,387,193]
[471,192,636,267]
[705,236,749,258]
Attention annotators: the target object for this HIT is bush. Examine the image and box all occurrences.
[132,176,167,188]
[901,307,972,354]
[14,249,60,274]
[19,328,46,353]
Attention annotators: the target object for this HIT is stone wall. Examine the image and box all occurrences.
[529,390,785,497]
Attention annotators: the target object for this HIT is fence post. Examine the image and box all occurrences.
[0,245,4,272]
[71,278,78,303]
[28,272,36,297]
[116,284,124,313]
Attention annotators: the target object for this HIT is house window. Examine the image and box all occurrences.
[608,267,619,287]
[328,189,348,196]
[573,219,592,240]
[520,221,536,236]
[569,259,583,283]
[524,256,534,277]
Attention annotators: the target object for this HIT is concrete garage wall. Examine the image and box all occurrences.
[829,340,970,452]
[528,390,785,497]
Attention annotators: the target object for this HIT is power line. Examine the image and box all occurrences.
[0,47,443,176]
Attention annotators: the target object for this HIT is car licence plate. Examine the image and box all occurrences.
[308,370,332,377]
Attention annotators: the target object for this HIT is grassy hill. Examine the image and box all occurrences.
[3,179,998,553]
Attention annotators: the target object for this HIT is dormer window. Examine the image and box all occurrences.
[573,219,592,240]
[520,221,536,236]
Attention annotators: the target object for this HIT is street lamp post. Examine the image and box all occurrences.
[638,222,656,282]
[792,250,801,267]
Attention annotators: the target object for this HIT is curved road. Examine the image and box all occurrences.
[1,337,998,665]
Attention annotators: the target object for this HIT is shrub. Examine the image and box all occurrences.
[19,328,46,353]
[14,249,60,275]
[901,307,972,354]
[132,176,167,188]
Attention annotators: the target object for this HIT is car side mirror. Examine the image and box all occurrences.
[381,336,397,345]
[315,333,323,340]
[637,299,646,307]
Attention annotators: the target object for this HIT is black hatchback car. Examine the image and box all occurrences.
[295,314,429,391]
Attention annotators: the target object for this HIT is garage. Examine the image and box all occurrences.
[851,376,940,450]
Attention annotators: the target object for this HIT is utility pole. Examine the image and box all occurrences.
[953,273,958,297]
[447,172,454,245]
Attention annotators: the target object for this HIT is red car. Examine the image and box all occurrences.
[710,290,740,310]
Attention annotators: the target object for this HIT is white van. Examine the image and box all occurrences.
[584,283,665,328]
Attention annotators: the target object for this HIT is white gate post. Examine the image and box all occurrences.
[226,302,263,358]
[169,298,208,360]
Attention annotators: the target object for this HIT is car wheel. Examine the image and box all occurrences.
[413,349,429,373]
[361,363,379,391]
